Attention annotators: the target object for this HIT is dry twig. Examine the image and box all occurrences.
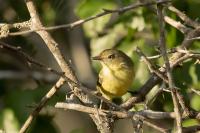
[19,78,66,133]
[0,0,170,38]
[157,3,182,133]
[1,0,200,132]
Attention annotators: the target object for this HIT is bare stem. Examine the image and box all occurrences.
[157,3,182,133]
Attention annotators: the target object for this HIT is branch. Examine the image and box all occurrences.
[121,0,200,111]
[182,125,200,133]
[55,102,200,121]
[55,102,181,132]
[176,90,190,118]
[0,70,57,82]
[157,3,182,133]
[2,0,199,132]
[168,6,200,28]
[22,1,134,132]
[19,78,66,133]
[1,0,171,38]
[0,41,121,111]
[135,47,168,83]
[142,119,169,133]
[55,102,176,119]
[191,88,200,96]
[0,40,121,133]
[164,16,191,34]
[20,0,94,132]
[0,41,65,79]
[0,20,30,38]
[1,40,128,132]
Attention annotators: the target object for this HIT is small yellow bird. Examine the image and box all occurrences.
[92,49,134,100]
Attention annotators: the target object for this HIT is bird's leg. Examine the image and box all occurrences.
[99,99,103,109]
[94,104,103,125]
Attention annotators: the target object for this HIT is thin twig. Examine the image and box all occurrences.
[1,0,199,132]
[135,47,169,83]
[0,41,122,111]
[0,70,57,82]
[171,52,200,67]
[121,48,200,109]
[143,119,169,133]
[182,125,200,133]
[5,0,171,37]
[187,36,200,40]
[19,78,66,133]
[55,102,176,119]
[122,0,200,110]
[55,102,200,122]
[0,41,65,77]
[55,102,181,133]
[157,3,182,133]
[191,88,200,96]
[168,6,200,28]
[164,16,191,34]
[23,1,126,131]
[0,21,31,38]
[20,0,93,132]
[176,90,190,117]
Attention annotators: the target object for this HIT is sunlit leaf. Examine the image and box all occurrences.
[191,94,200,110]
[75,0,116,18]
[0,109,19,133]
[182,119,199,127]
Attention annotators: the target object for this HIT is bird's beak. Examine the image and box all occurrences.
[91,56,102,60]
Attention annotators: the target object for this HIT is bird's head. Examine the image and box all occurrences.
[92,49,133,70]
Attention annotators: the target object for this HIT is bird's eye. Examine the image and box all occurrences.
[108,54,115,59]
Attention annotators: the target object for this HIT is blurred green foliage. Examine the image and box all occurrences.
[75,0,200,129]
[0,0,200,132]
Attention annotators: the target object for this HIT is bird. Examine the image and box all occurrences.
[92,49,134,101]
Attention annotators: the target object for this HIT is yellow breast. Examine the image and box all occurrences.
[99,64,134,99]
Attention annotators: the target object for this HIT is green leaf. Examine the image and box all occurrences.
[191,94,200,110]
[75,0,116,18]
[0,109,19,133]
[90,23,127,56]
[83,14,111,37]
[182,119,199,127]
[189,65,198,85]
